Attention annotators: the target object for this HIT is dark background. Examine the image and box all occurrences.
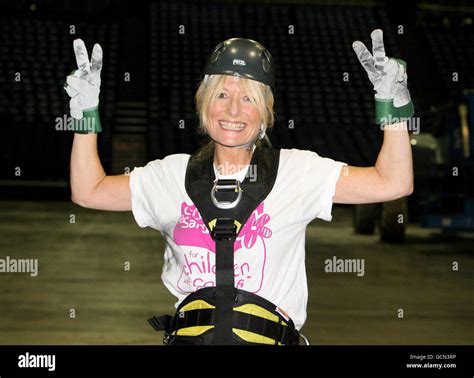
[1,0,473,209]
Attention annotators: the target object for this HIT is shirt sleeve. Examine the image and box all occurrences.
[129,154,188,231]
[299,150,347,222]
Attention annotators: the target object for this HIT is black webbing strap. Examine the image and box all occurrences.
[233,311,299,345]
[159,306,299,345]
[213,220,237,344]
[172,308,215,330]
[148,315,172,332]
[185,145,280,345]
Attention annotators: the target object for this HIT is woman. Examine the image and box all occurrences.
[65,31,414,345]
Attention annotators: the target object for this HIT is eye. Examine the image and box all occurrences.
[243,96,251,102]
[217,92,227,99]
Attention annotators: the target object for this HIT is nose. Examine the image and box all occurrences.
[227,95,241,117]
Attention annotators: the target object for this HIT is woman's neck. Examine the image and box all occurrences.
[213,144,255,175]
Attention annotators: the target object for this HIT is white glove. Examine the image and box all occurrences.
[64,39,102,120]
[352,29,413,123]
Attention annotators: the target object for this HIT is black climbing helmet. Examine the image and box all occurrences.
[202,37,275,89]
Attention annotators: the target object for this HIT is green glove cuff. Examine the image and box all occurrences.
[375,57,414,124]
[396,58,406,70]
[375,98,414,125]
[73,107,102,134]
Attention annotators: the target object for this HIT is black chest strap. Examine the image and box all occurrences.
[185,145,280,344]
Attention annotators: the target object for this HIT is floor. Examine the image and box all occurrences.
[0,200,472,345]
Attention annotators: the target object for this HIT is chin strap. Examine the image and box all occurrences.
[209,123,266,151]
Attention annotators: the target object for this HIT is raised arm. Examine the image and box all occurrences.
[65,39,131,211]
[70,134,131,211]
[333,29,414,205]
[333,123,413,204]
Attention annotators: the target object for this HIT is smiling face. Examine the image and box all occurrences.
[206,75,262,148]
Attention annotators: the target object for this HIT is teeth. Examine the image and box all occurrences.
[219,120,245,130]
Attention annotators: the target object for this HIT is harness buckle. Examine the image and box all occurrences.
[211,179,243,209]
[211,218,238,240]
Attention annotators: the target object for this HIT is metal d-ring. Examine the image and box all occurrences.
[211,179,242,209]
[299,333,310,345]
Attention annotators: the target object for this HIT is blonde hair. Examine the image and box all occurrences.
[194,74,275,157]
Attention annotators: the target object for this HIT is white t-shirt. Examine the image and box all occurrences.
[129,148,347,330]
